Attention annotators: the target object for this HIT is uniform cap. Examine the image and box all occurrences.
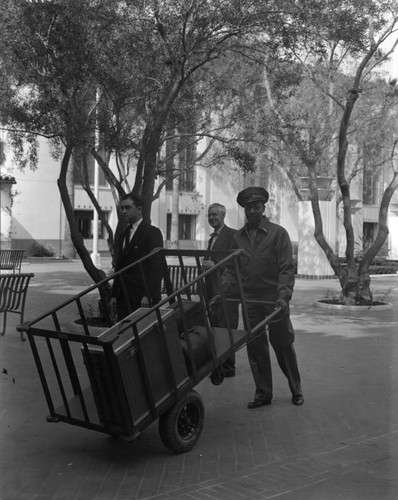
[237,186,269,207]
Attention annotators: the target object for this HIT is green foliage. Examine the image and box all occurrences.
[0,139,6,165]
[1,0,387,179]
[8,133,39,172]
[0,0,100,170]
[226,145,256,172]
[369,265,398,274]
[31,242,55,257]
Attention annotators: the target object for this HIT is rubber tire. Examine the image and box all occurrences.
[159,390,205,454]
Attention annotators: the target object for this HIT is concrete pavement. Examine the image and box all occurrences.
[1,259,398,500]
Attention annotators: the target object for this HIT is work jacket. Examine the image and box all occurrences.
[221,216,295,302]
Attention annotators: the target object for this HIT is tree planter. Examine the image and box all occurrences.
[313,300,393,312]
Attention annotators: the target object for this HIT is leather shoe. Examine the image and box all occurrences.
[292,395,304,406]
[247,399,272,409]
[224,370,235,378]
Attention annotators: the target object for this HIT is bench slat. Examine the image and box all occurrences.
[0,249,25,273]
[162,265,200,295]
[0,272,34,339]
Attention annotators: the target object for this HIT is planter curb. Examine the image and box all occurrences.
[313,301,393,312]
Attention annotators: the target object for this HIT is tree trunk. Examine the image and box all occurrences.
[355,170,398,303]
[134,75,184,221]
[360,171,398,271]
[307,161,346,278]
[80,153,116,261]
[57,145,110,302]
[141,136,160,222]
[61,158,76,259]
[331,44,382,304]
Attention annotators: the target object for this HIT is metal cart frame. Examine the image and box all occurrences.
[18,249,279,453]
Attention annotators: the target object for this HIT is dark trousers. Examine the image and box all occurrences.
[246,303,302,401]
[117,298,141,322]
[215,300,239,372]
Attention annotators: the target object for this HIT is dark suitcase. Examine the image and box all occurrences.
[180,326,212,373]
[83,308,190,436]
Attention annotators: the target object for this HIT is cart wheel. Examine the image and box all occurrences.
[210,367,224,386]
[159,390,205,454]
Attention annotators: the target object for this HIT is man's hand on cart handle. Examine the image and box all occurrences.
[209,294,221,311]
[108,297,118,324]
[202,258,215,270]
[275,298,289,319]
[141,296,151,308]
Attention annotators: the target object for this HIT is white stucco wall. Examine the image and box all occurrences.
[297,200,336,276]
[388,206,398,260]
[280,191,299,244]
[0,179,14,248]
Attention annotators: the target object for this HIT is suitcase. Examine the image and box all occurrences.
[82,308,190,436]
[180,326,212,373]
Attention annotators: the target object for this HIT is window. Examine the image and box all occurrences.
[166,214,172,240]
[74,155,107,187]
[179,214,196,240]
[166,213,196,240]
[74,210,110,239]
[363,160,382,206]
[363,222,376,252]
[179,168,195,192]
[165,131,175,191]
[165,121,196,192]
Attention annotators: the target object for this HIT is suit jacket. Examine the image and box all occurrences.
[112,220,164,305]
[205,225,236,298]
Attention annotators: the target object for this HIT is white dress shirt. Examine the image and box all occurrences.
[124,218,143,248]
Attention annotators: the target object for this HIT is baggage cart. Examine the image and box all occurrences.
[18,249,280,454]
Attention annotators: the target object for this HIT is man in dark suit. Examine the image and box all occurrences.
[203,203,239,377]
[110,193,164,321]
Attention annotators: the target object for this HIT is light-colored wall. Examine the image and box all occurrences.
[3,138,164,253]
[298,200,336,276]
[3,139,118,254]
[6,141,64,254]
[388,207,398,260]
[0,180,14,249]
[280,190,299,244]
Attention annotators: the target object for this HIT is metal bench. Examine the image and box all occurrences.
[0,249,25,273]
[0,273,34,341]
[162,265,199,295]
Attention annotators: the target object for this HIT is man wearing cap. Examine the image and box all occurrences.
[203,203,239,376]
[217,186,304,408]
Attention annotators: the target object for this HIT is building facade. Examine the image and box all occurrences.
[0,138,251,257]
[1,135,397,269]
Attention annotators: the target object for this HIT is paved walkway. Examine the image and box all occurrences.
[1,260,398,500]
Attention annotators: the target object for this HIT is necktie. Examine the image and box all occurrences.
[123,225,131,250]
[208,231,218,251]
